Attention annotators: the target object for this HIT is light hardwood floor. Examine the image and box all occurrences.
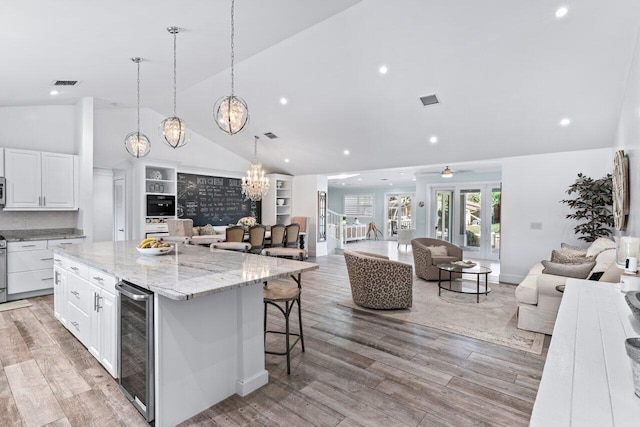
[0,247,548,426]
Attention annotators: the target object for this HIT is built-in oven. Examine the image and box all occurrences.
[0,237,6,303]
[147,195,175,217]
[115,281,154,423]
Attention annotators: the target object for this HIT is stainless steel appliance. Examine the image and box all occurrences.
[146,194,175,217]
[0,237,6,303]
[0,177,5,206]
[115,281,154,423]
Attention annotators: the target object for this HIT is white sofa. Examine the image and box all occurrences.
[515,245,620,335]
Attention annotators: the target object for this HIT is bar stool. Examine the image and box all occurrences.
[263,273,304,375]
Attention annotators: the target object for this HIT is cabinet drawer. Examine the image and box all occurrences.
[53,254,67,268]
[8,270,55,294]
[66,259,88,279]
[8,248,53,273]
[67,273,91,314]
[66,300,89,347]
[8,240,47,252]
[48,238,85,248]
[88,267,117,293]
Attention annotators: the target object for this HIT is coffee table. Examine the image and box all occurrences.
[437,264,492,303]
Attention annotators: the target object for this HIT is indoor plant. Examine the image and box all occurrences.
[561,173,613,242]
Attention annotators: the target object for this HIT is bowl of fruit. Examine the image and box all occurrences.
[136,238,173,256]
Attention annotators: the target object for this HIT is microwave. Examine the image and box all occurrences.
[146,195,175,217]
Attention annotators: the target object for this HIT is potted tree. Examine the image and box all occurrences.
[561,173,613,242]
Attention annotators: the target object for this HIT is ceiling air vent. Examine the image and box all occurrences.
[264,132,278,139]
[53,80,79,86]
[419,94,440,106]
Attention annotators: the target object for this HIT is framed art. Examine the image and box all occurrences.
[612,149,629,231]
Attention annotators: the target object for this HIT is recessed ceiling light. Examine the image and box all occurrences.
[560,117,571,126]
[341,182,346,186]
[399,172,405,175]
[412,178,416,181]
[50,90,59,95]
[430,136,438,144]
[389,183,393,186]
[344,149,350,155]
[555,6,568,18]
[358,178,362,181]
[379,65,388,74]
[284,158,290,163]
[280,97,288,105]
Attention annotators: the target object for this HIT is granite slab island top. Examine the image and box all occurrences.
[53,241,319,300]
[1,228,85,242]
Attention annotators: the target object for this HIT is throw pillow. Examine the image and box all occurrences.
[427,246,448,256]
[541,260,596,279]
[192,227,200,236]
[561,242,585,252]
[199,224,216,235]
[586,237,616,258]
[599,263,623,283]
[550,249,594,264]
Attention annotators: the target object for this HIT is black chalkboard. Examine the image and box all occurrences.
[176,173,261,226]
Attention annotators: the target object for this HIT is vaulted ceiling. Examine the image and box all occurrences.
[4,0,640,184]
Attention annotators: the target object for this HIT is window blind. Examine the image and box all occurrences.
[343,194,374,217]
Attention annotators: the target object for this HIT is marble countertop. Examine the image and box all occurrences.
[54,241,319,300]
[1,228,85,242]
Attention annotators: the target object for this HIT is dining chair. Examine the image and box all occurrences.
[248,225,267,254]
[285,223,301,248]
[268,224,286,248]
[211,225,250,252]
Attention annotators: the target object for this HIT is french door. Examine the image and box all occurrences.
[384,193,414,239]
[431,184,500,259]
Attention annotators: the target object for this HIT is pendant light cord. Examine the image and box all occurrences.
[230,0,235,98]
[173,31,177,116]
[136,60,141,135]
[254,136,258,160]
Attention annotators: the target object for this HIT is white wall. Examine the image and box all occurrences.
[292,175,328,257]
[93,168,114,242]
[614,26,640,237]
[75,97,94,242]
[500,148,612,283]
[0,105,76,153]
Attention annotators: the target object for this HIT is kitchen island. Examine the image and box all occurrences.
[53,241,319,427]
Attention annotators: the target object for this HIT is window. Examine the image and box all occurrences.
[344,194,374,217]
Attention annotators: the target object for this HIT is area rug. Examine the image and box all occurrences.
[338,281,545,354]
[0,300,32,313]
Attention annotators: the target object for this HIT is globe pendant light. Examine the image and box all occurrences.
[160,26,189,148]
[214,0,249,135]
[125,58,151,158]
[241,136,269,201]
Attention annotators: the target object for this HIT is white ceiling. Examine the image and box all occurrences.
[4,0,640,183]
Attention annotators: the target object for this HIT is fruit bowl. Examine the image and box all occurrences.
[136,245,173,256]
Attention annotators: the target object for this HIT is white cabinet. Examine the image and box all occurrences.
[53,257,118,378]
[7,238,84,298]
[344,224,367,242]
[262,174,293,225]
[53,265,67,325]
[4,148,77,210]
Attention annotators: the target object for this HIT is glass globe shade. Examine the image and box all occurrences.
[160,116,188,148]
[214,96,249,135]
[125,132,151,158]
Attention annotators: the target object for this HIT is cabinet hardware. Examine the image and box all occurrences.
[92,276,104,282]
[71,290,79,297]
[94,293,98,311]
[38,196,41,206]
[96,295,103,312]
[54,258,62,262]
[54,271,59,283]
[71,321,79,330]
[60,242,73,245]
[41,277,53,281]
[70,267,79,271]
[21,244,36,248]
[41,257,54,261]
[43,196,46,206]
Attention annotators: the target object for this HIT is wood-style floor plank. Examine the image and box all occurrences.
[4,359,65,426]
[0,247,549,426]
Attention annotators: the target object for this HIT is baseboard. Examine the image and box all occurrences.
[499,273,525,285]
[235,369,269,396]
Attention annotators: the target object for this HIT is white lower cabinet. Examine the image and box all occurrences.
[54,256,118,378]
[53,265,67,325]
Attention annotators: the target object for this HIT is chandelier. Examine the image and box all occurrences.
[241,136,269,201]
[441,166,454,178]
[214,0,249,135]
[160,26,189,148]
[125,58,151,158]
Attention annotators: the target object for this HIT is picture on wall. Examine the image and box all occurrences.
[613,150,629,231]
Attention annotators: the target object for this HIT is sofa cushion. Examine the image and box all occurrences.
[586,237,616,258]
[550,249,594,264]
[541,260,595,279]
[515,273,539,305]
[427,246,448,256]
[591,248,616,274]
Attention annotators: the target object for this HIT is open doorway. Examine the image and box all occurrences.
[384,193,414,239]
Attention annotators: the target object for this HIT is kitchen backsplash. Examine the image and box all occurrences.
[0,210,78,230]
